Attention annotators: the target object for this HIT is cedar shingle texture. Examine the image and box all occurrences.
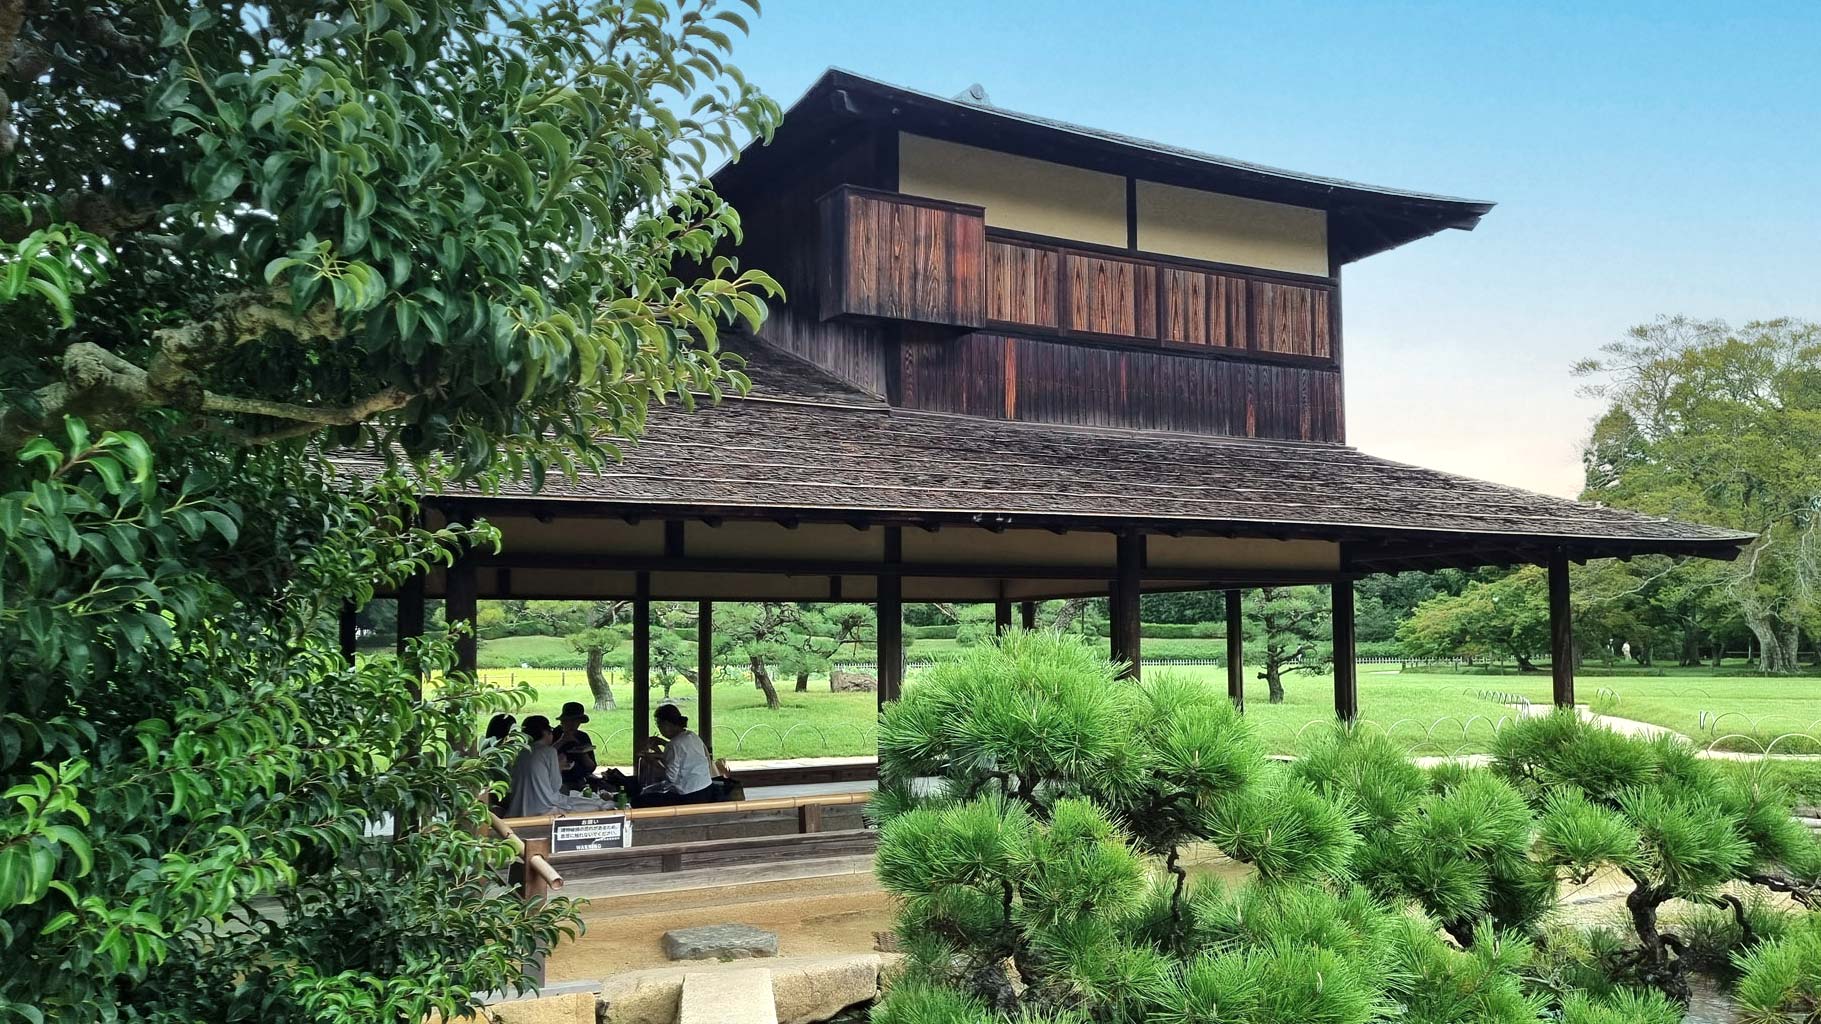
[336,339,1749,572]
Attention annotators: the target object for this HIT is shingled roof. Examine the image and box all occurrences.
[354,340,1750,575]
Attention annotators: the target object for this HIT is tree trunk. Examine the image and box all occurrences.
[1049,598,1086,634]
[1749,618,1798,674]
[584,646,616,710]
[1625,880,1690,1005]
[1514,654,1537,673]
[794,670,809,693]
[1260,660,1285,704]
[750,656,781,710]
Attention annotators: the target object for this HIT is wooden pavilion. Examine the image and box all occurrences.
[343,70,1749,765]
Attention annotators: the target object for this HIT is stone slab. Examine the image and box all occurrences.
[662,923,779,961]
[678,968,776,1024]
[597,955,888,1024]
[484,992,596,1024]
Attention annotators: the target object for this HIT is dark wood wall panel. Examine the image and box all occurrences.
[1062,253,1156,338]
[820,187,985,329]
[900,333,1341,442]
[985,240,1060,327]
[1251,280,1332,358]
[726,135,892,397]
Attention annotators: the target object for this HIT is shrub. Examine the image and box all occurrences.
[907,623,959,640]
[1493,711,1821,1002]
[1732,912,1821,1024]
[870,632,1596,1024]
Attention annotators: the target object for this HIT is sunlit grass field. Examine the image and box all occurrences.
[474,647,1821,762]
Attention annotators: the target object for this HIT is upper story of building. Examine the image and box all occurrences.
[709,70,1493,444]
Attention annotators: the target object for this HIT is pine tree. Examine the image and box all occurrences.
[1493,711,1821,1002]
[870,631,1609,1024]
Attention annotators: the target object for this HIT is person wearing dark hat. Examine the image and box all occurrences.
[635,703,714,807]
[554,701,598,791]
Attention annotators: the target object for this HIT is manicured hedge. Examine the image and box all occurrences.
[907,623,959,640]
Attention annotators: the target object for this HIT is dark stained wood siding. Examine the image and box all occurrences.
[1062,253,1156,337]
[718,134,893,397]
[898,333,1342,442]
[984,234,1329,360]
[818,186,985,329]
[725,157,1344,439]
[1251,280,1332,358]
[985,240,1060,327]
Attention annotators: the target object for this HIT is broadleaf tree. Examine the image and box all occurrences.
[1575,316,1821,673]
[0,2,780,1020]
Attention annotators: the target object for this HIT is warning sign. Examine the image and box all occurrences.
[550,812,632,855]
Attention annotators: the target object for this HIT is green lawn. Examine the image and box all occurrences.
[475,639,1821,760]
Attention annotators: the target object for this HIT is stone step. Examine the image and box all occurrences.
[679,968,777,1024]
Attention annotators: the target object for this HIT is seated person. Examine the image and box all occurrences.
[633,704,715,807]
[504,716,612,817]
[554,701,599,790]
[482,713,516,747]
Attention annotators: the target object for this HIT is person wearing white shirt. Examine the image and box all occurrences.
[636,704,715,806]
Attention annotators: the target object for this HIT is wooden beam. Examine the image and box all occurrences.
[339,601,357,662]
[664,520,685,558]
[697,600,714,754]
[1112,532,1144,678]
[1549,548,1575,708]
[877,527,903,705]
[1020,600,1037,630]
[633,571,651,763]
[1332,579,1358,723]
[473,551,1347,586]
[1225,589,1244,711]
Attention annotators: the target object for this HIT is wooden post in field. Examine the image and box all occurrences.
[994,598,1013,635]
[1020,600,1037,630]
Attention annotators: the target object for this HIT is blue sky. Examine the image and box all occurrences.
[726,1,1821,496]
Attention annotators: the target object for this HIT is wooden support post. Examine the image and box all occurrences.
[1111,531,1144,678]
[446,555,478,675]
[1549,548,1575,708]
[994,598,1013,635]
[1020,600,1038,630]
[697,600,714,754]
[1332,579,1358,723]
[633,571,651,764]
[519,836,552,987]
[877,527,903,706]
[797,803,824,834]
[1225,589,1244,711]
[339,601,358,662]
[395,573,425,691]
